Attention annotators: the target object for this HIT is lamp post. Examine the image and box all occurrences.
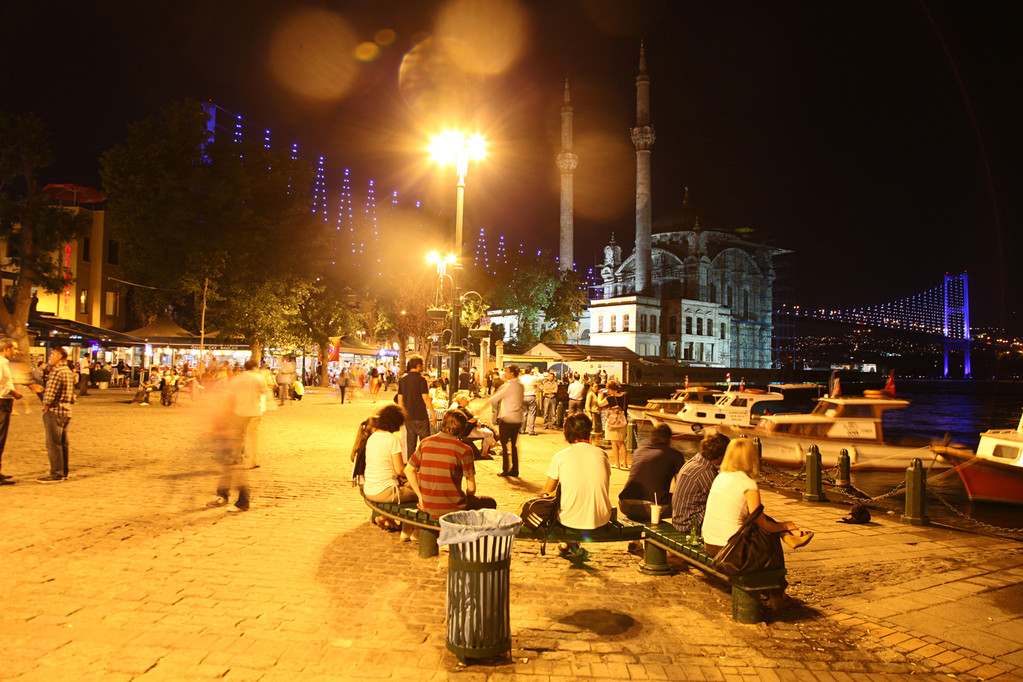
[429,131,486,401]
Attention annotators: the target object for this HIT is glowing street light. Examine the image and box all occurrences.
[429,131,486,400]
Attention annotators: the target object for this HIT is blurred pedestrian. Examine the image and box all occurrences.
[0,338,27,484]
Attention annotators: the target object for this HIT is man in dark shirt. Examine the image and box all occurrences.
[670,431,729,532]
[618,425,686,522]
[397,356,435,458]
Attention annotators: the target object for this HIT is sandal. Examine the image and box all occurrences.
[783,530,814,549]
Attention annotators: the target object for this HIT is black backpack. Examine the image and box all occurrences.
[517,486,560,555]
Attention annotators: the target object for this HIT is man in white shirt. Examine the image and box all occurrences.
[0,338,26,484]
[232,359,269,469]
[477,365,524,477]
[567,373,586,414]
[543,412,612,530]
[519,367,539,436]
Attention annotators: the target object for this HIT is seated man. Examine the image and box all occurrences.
[542,412,612,532]
[670,432,730,533]
[618,424,686,522]
[404,410,497,520]
[448,392,495,458]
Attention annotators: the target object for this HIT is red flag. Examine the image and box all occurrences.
[326,336,341,362]
[739,377,745,391]
[883,370,896,397]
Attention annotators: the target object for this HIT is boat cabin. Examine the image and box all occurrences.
[756,396,910,442]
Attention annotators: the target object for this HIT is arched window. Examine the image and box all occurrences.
[610,315,616,332]
[651,315,657,333]
[707,317,713,335]
[623,314,630,332]
[686,316,693,334]
[696,318,703,336]
[720,322,726,340]
[640,315,647,333]
[597,316,603,333]
[669,316,677,334]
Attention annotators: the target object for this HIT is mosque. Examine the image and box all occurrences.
[556,46,786,370]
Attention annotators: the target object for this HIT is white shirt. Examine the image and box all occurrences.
[567,380,585,401]
[230,370,266,418]
[546,442,612,530]
[520,372,539,397]
[484,377,524,424]
[363,431,403,496]
[0,355,14,398]
[702,471,758,546]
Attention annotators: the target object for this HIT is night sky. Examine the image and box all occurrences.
[3,1,1020,331]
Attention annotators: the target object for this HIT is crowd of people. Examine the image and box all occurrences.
[349,356,813,611]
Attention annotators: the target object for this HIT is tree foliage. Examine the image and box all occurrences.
[0,112,90,351]
[100,100,322,359]
[494,253,588,351]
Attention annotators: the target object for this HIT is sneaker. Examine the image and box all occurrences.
[225,504,248,513]
[205,496,229,508]
[37,474,64,483]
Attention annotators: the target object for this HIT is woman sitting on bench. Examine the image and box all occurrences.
[702,439,813,610]
[363,404,417,532]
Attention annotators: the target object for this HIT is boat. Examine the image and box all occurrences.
[648,389,788,438]
[627,387,721,423]
[723,391,948,471]
[931,411,1023,505]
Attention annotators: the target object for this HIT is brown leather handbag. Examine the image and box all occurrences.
[711,504,785,576]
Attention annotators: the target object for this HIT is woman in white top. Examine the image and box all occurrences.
[363,404,417,531]
[702,439,813,608]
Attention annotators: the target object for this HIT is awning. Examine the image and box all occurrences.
[29,313,144,347]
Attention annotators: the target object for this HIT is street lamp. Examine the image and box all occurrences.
[429,131,486,400]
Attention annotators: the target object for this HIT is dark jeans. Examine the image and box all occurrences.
[43,411,70,478]
[620,496,672,523]
[0,398,11,470]
[405,419,431,457]
[498,421,521,475]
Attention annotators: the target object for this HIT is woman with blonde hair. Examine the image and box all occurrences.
[702,438,812,609]
[597,380,629,469]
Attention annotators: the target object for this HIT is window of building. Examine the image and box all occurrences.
[104,291,119,317]
[639,315,647,333]
[707,344,713,362]
[651,315,657,333]
[107,240,120,265]
[707,317,713,335]
[639,343,645,356]
[623,314,630,332]
[597,316,603,333]
[686,316,693,334]
[669,316,677,334]
[696,318,703,335]
[720,322,726,340]
[683,342,693,361]
[82,237,91,262]
[610,315,616,332]
[78,289,88,315]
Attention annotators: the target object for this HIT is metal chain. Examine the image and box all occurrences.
[930,490,1023,534]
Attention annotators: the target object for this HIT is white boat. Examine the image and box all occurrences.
[628,387,721,423]
[932,410,1023,505]
[725,391,948,471]
[648,389,788,438]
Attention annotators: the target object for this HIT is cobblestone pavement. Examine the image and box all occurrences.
[1,388,1021,681]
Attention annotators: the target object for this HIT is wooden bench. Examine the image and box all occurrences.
[363,494,644,559]
[638,521,786,623]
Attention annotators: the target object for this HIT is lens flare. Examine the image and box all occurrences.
[267,9,360,101]
[375,28,396,46]
[399,37,471,121]
[355,41,381,62]
[435,0,530,75]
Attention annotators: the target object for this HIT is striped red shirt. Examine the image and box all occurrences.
[409,433,475,518]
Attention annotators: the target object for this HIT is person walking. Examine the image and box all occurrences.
[397,356,435,457]
[0,338,26,484]
[477,364,524,477]
[277,356,297,404]
[38,347,75,483]
[598,380,629,469]
[233,359,269,469]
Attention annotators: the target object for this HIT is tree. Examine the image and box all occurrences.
[0,113,90,353]
[101,100,318,361]
[494,253,588,351]
[289,276,363,386]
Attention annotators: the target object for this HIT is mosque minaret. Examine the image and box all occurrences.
[631,42,655,294]
[556,78,578,272]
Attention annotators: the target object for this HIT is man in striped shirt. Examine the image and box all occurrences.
[404,411,496,519]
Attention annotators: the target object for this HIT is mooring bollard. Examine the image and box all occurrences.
[625,418,638,453]
[753,436,763,468]
[803,444,827,502]
[836,449,851,487]
[556,401,566,429]
[902,458,929,525]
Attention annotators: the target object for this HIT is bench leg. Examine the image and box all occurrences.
[419,527,439,558]
[731,586,763,623]
[638,540,672,576]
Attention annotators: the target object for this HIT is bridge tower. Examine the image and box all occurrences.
[942,272,970,378]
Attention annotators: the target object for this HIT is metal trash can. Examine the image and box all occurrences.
[438,509,523,663]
